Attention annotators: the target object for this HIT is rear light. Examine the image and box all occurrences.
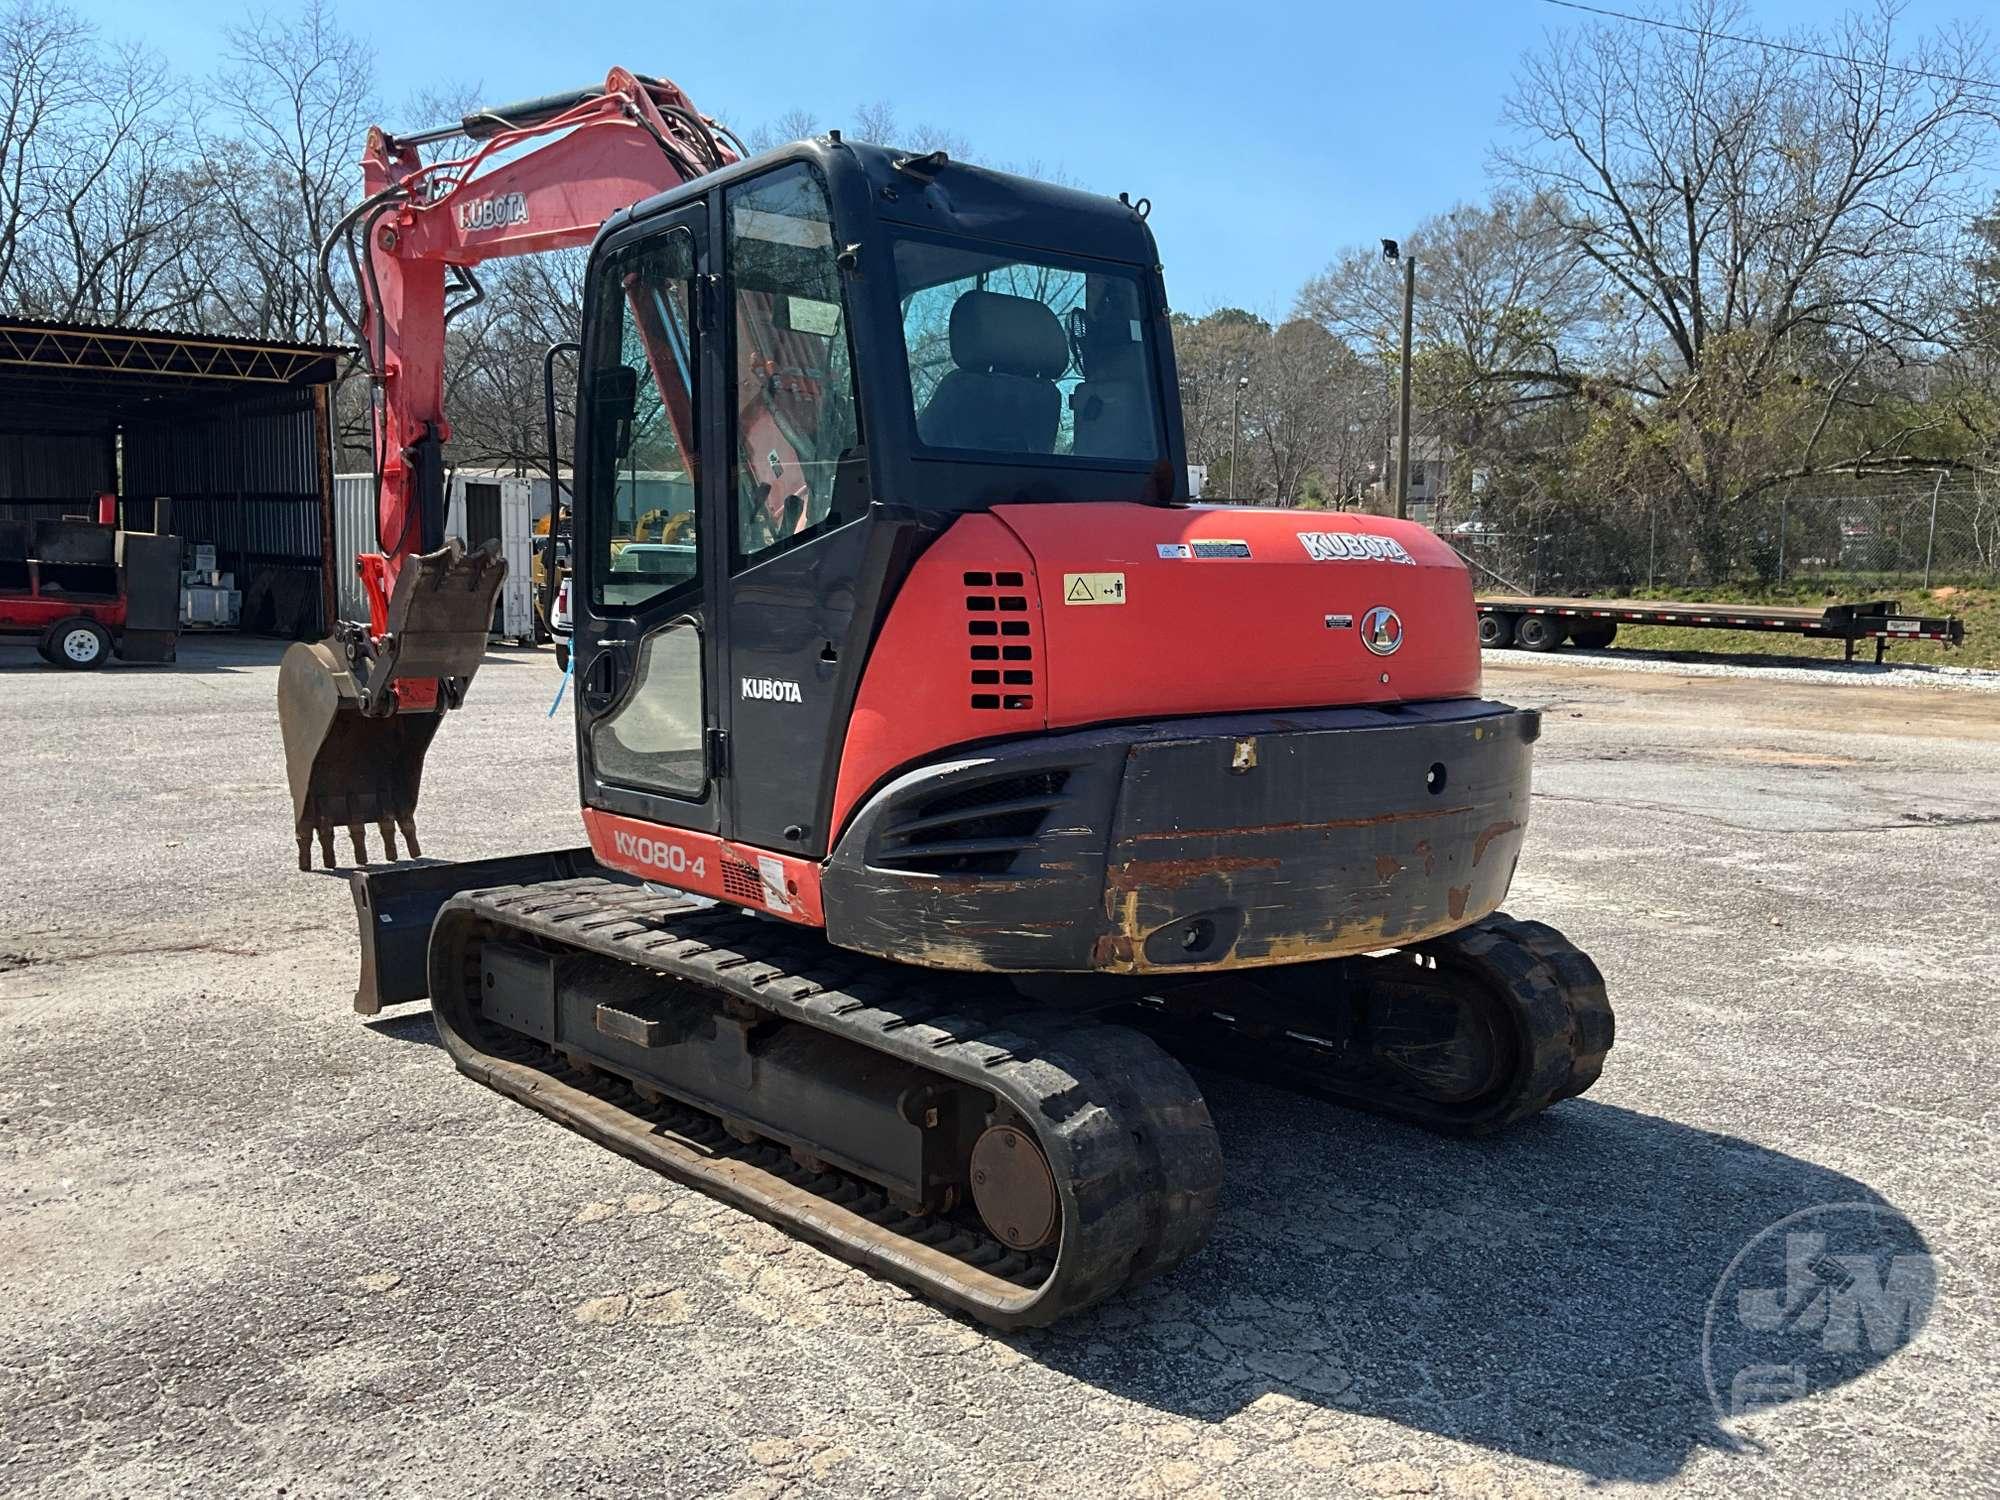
[552,578,572,634]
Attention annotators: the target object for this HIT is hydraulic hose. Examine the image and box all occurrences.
[541,340,582,633]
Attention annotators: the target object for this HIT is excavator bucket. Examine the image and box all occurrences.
[279,541,507,871]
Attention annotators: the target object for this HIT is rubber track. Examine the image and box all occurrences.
[427,877,1224,1330]
[1133,911,1615,1135]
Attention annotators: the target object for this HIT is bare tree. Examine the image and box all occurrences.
[31,42,203,324]
[1246,320,1366,506]
[1171,308,1267,490]
[440,249,590,477]
[747,106,822,153]
[1298,193,1592,392]
[0,1,91,306]
[197,0,374,342]
[848,99,972,159]
[1493,0,1994,532]
[1297,193,1599,504]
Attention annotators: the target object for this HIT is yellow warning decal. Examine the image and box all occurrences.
[1062,572,1127,605]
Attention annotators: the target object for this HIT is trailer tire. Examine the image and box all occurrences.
[43,618,112,670]
[1478,613,1516,649]
[1569,621,1617,649]
[1514,615,1566,652]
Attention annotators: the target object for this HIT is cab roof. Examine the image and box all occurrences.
[607,136,1161,269]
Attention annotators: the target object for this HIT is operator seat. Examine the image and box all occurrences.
[1071,323,1153,459]
[918,289,1069,454]
[1069,279,1156,459]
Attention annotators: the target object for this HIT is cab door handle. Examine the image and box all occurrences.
[582,650,621,708]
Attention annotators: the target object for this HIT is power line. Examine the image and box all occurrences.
[1539,0,2000,94]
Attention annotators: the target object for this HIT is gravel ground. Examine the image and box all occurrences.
[3,636,1995,1499]
[1506,641,2000,693]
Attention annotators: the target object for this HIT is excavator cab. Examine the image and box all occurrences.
[564,140,1184,874]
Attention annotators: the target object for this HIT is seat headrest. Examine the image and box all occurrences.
[948,290,1069,380]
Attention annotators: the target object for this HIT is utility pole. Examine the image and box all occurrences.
[1395,253,1415,521]
[1922,469,1945,589]
[1230,372,1249,499]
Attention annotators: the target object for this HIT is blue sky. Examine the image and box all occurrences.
[87,0,1989,315]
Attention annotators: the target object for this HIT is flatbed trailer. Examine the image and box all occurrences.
[1475,595,1964,662]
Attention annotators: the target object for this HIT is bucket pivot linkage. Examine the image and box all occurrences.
[279,541,507,871]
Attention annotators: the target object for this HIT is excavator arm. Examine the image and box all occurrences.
[279,68,735,870]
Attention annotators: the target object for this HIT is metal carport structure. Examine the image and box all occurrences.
[0,317,343,637]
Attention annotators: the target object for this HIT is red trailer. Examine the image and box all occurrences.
[0,507,180,669]
[0,587,127,668]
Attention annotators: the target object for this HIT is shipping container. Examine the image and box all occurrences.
[334,471,537,641]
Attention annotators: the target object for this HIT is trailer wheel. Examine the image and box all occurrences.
[1478,613,1516,649]
[44,618,112,670]
[1569,621,1617,650]
[1514,615,1566,652]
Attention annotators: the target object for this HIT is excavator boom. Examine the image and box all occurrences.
[279,69,736,868]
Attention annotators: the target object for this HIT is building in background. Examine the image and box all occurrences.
[0,317,342,637]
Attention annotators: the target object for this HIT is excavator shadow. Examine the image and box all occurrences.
[1015,1081,1931,1484]
[361,1009,444,1049]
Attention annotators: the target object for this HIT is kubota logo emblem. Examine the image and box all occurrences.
[1299,530,1416,565]
[741,676,803,703]
[1360,605,1403,656]
[458,191,528,231]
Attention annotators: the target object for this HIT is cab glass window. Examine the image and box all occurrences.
[726,164,864,568]
[894,238,1161,463]
[584,225,700,610]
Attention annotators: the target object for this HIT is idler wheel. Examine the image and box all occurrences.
[969,1125,1059,1252]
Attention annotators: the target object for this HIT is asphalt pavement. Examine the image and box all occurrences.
[2,636,1994,1498]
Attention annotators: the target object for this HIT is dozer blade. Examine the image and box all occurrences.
[345,846,615,1014]
[279,540,507,871]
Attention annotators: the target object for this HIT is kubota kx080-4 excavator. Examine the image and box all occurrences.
[282,70,1614,1329]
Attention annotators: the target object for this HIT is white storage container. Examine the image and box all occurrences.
[334,470,536,641]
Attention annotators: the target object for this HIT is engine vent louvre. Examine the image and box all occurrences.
[720,854,763,904]
[874,768,1073,876]
[963,570,1035,711]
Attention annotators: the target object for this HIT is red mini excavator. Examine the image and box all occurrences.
[283,70,1614,1330]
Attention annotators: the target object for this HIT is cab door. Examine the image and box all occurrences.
[719,162,875,855]
[573,203,727,839]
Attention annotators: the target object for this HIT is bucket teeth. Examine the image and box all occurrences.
[291,814,418,870]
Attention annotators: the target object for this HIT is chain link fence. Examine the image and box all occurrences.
[1423,476,2000,596]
